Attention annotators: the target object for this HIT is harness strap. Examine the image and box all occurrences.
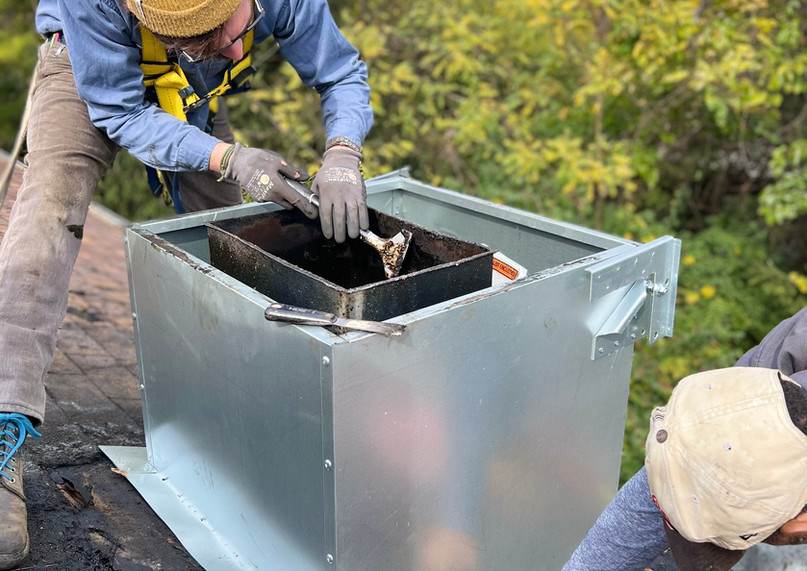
[140,29,199,121]
[139,27,255,122]
[137,22,257,211]
[206,32,255,114]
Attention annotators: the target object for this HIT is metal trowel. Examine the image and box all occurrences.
[265,303,406,336]
[283,178,412,279]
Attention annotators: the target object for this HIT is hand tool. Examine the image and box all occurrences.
[264,303,406,336]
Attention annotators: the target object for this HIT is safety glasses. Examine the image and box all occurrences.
[179,0,264,63]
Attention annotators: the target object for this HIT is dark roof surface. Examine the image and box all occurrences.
[0,154,202,570]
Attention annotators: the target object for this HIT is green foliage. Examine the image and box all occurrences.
[758,139,807,225]
[0,1,38,151]
[231,0,807,236]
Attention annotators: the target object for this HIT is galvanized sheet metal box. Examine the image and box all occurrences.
[109,174,680,570]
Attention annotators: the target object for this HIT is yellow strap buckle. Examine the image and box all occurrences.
[153,66,200,121]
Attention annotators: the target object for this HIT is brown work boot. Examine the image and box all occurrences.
[0,414,40,570]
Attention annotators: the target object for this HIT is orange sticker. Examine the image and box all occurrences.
[493,258,519,280]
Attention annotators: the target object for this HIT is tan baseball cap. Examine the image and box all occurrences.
[645,367,807,568]
[127,0,242,38]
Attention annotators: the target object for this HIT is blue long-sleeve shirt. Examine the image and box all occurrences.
[34,0,373,172]
[564,306,807,570]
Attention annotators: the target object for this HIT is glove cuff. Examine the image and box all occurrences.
[323,146,362,163]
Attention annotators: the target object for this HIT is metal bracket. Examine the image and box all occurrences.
[587,236,681,360]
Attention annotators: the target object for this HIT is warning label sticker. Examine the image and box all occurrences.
[492,258,519,280]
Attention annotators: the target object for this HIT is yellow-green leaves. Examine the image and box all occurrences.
[322,0,806,230]
[759,140,807,225]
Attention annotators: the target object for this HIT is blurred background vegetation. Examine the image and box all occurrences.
[4,0,807,483]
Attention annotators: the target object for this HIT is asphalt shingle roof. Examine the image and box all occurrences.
[0,154,202,570]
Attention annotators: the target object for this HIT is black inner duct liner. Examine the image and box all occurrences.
[206,207,495,322]
[233,209,468,288]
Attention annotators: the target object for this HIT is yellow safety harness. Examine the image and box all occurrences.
[139,26,256,121]
[137,26,257,211]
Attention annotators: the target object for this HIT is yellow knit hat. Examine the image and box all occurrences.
[127,0,242,38]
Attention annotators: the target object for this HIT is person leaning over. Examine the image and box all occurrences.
[564,306,807,571]
[0,0,372,567]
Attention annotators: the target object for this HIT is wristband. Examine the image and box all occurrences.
[217,144,236,182]
[325,136,361,154]
[220,144,236,172]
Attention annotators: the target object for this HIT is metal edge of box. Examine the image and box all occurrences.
[365,175,632,251]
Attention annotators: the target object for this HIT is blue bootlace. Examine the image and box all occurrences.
[0,414,41,482]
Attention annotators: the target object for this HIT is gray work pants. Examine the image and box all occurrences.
[0,39,241,424]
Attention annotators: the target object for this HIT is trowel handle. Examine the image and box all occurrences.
[265,303,406,336]
[282,177,321,209]
[264,303,336,326]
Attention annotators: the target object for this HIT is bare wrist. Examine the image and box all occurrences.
[209,142,232,174]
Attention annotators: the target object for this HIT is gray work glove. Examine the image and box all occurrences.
[222,142,318,219]
[311,147,369,243]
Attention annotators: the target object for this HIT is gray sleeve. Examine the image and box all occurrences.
[562,467,668,571]
[736,306,807,387]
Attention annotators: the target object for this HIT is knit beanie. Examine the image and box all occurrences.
[127,0,242,38]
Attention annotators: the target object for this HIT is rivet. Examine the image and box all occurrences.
[598,347,604,354]
[132,312,137,320]
[723,443,732,452]
[656,429,668,443]
[322,356,330,366]
[326,554,334,565]
[324,459,333,470]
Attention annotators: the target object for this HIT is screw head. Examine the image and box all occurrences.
[326,554,334,564]
[322,356,330,366]
[324,459,333,470]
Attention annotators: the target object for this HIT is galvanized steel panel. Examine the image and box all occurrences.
[328,261,636,569]
[126,225,332,570]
